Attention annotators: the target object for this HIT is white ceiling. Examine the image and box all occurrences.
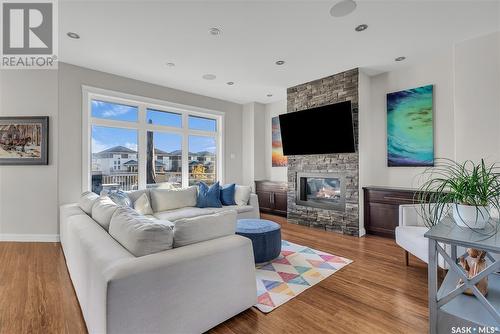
[59,1,500,104]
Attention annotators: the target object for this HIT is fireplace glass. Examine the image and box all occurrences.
[296,173,346,211]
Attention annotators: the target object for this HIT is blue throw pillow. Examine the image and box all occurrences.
[220,183,236,206]
[196,182,222,208]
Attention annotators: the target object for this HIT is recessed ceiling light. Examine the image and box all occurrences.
[226,81,234,86]
[165,62,175,67]
[355,24,368,32]
[266,94,273,97]
[275,60,285,66]
[67,32,80,39]
[395,56,406,62]
[202,74,216,80]
[330,0,357,17]
[209,27,222,36]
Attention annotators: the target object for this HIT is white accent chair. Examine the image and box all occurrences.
[396,204,451,269]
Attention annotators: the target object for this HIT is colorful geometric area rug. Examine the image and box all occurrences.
[255,240,353,313]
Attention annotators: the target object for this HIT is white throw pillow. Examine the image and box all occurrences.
[91,196,119,231]
[173,210,237,248]
[134,193,153,215]
[126,189,150,204]
[234,185,252,206]
[150,186,197,212]
[79,191,100,215]
[109,207,174,257]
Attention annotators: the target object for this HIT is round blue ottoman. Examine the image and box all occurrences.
[236,219,281,263]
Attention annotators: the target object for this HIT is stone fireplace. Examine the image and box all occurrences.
[296,172,346,211]
[287,68,359,236]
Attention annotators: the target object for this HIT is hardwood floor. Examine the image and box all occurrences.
[0,242,86,334]
[0,214,429,334]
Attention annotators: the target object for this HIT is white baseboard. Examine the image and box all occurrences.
[0,234,60,242]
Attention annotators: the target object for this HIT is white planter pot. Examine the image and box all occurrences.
[452,204,490,229]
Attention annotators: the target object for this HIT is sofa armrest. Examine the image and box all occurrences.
[103,235,257,334]
[249,193,259,208]
[243,193,260,219]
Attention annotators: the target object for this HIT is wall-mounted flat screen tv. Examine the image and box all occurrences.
[279,101,355,155]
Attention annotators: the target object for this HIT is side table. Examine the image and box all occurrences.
[425,217,500,334]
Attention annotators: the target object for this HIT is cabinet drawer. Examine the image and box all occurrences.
[255,181,287,193]
[367,191,416,204]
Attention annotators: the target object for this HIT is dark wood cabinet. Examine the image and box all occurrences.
[255,180,288,217]
[363,186,420,238]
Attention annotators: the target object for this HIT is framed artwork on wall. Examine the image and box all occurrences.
[0,116,49,165]
[272,116,287,167]
[387,85,434,167]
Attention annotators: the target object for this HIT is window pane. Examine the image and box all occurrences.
[146,109,182,128]
[91,126,138,193]
[188,115,217,132]
[188,135,216,186]
[91,100,138,122]
[147,131,182,189]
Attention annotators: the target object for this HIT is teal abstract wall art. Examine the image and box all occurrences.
[387,85,434,167]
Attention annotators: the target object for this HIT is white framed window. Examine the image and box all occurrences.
[82,86,224,193]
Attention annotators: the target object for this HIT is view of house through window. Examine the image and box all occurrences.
[188,135,217,186]
[88,93,221,194]
[91,126,139,193]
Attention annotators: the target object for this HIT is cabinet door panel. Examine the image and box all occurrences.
[366,202,399,238]
[273,193,288,214]
[257,191,274,210]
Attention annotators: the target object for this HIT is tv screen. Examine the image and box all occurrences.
[279,101,355,155]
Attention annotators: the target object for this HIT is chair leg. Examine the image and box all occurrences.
[405,250,409,266]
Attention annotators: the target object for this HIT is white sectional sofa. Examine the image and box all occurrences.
[59,186,259,334]
[126,187,260,222]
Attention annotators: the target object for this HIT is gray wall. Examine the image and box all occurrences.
[58,63,244,205]
[241,102,266,189]
[0,70,59,238]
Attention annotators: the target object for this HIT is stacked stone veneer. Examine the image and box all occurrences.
[286,68,359,236]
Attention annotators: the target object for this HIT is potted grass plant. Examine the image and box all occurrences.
[416,159,500,296]
[416,159,500,230]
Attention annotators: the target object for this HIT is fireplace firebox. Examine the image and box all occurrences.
[296,172,346,211]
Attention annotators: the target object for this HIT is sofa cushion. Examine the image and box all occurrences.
[173,210,237,248]
[153,207,216,222]
[109,207,174,257]
[79,191,100,215]
[91,196,119,231]
[220,183,237,206]
[196,182,222,208]
[234,185,251,206]
[133,193,154,215]
[150,186,197,212]
[212,205,254,214]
